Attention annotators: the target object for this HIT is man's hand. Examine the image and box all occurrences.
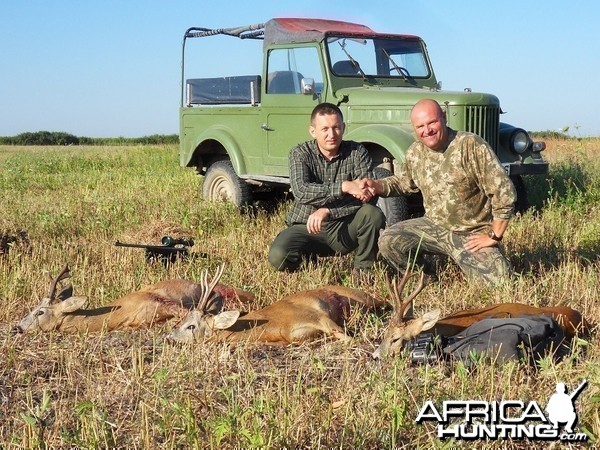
[465,220,508,252]
[364,178,383,196]
[342,179,374,202]
[307,208,330,234]
[465,233,498,252]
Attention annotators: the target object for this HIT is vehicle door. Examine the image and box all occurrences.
[261,45,325,175]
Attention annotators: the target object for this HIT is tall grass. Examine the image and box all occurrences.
[0,140,599,448]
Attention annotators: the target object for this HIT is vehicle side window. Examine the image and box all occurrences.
[267,47,323,94]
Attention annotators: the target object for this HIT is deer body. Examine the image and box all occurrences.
[38,289,188,333]
[15,266,254,333]
[218,286,378,344]
[167,277,385,345]
[434,303,589,339]
[372,271,590,358]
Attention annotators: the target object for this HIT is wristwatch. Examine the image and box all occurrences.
[488,230,502,242]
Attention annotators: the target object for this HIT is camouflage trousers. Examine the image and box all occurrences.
[378,216,513,285]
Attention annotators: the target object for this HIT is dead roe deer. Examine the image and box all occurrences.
[14,264,254,333]
[372,270,591,358]
[166,265,386,345]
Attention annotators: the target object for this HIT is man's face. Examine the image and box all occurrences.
[410,102,448,151]
[309,112,344,154]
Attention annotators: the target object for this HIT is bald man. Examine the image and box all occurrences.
[366,99,516,285]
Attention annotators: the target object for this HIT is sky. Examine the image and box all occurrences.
[1,1,599,138]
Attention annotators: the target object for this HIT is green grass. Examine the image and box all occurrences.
[0,140,599,449]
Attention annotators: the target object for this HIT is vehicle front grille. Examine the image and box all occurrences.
[464,106,500,151]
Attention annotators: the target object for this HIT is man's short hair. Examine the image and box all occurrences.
[311,103,343,123]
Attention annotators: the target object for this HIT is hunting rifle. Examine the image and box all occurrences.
[115,236,195,266]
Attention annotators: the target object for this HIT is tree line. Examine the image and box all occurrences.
[0,130,578,147]
[0,131,179,146]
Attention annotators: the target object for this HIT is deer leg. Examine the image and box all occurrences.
[289,318,351,342]
[320,317,351,342]
[331,330,352,342]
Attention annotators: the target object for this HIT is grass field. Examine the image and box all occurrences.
[0,138,599,449]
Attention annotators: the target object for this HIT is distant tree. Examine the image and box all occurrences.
[140,134,179,145]
[10,131,79,145]
[0,132,178,145]
[530,130,572,140]
[53,132,79,145]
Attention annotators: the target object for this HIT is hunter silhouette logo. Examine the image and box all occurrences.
[545,380,587,434]
[416,379,588,442]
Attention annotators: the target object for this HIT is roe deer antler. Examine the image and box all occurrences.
[387,270,425,322]
[47,264,71,302]
[197,264,225,313]
[373,270,435,359]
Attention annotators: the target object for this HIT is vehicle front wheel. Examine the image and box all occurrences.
[510,175,529,214]
[202,160,252,207]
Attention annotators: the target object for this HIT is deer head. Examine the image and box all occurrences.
[372,270,441,359]
[14,264,88,333]
[166,265,240,343]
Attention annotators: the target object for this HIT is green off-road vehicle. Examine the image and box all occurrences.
[179,18,547,223]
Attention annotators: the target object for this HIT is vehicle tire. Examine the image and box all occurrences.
[378,196,409,226]
[202,160,252,207]
[373,167,409,225]
[510,175,529,214]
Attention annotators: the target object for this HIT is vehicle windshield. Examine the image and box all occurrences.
[326,36,429,79]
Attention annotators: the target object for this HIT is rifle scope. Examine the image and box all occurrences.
[161,236,194,247]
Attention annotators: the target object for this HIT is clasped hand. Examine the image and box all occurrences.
[343,179,377,202]
[307,179,377,234]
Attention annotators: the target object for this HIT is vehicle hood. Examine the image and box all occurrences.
[335,86,500,107]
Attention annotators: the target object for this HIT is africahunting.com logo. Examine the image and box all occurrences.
[416,380,588,442]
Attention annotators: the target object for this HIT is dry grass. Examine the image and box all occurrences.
[0,139,599,448]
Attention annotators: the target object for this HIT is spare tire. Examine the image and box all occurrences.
[373,167,409,225]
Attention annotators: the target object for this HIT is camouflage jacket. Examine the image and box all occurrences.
[380,130,516,232]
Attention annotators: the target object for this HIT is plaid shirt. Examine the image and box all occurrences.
[286,139,374,225]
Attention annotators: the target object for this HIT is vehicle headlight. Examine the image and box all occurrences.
[511,129,530,154]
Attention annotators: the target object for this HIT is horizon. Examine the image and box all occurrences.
[1,1,599,138]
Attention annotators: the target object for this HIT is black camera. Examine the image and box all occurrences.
[405,332,445,364]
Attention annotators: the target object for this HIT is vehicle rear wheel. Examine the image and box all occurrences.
[202,160,252,207]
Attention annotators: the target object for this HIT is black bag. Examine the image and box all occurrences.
[441,314,566,365]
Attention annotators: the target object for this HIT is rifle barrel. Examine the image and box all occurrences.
[114,241,187,251]
[570,379,588,401]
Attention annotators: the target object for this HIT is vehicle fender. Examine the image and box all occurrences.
[184,125,247,175]
[344,124,415,165]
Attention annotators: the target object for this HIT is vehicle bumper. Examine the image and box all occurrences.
[501,162,549,176]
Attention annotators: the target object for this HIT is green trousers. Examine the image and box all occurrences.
[378,216,513,285]
[269,204,385,271]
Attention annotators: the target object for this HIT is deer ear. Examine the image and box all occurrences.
[420,308,441,331]
[204,293,224,315]
[212,310,240,329]
[57,284,73,301]
[402,302,415,319]
[57,296,88,313]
